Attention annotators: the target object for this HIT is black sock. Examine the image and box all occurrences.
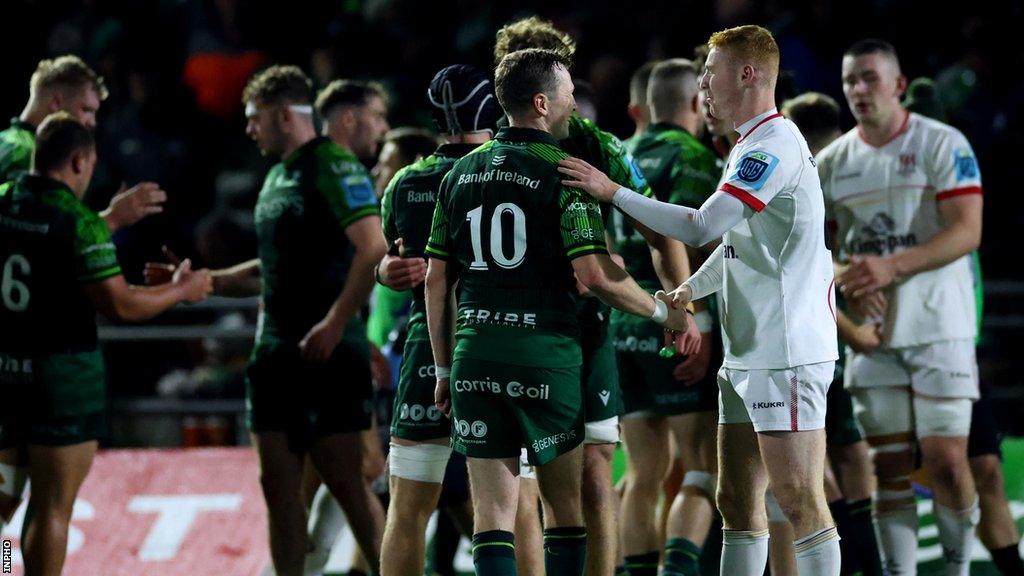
[830,499,859,575]
[544,526,587,576]
[472,530,517,576]
[432,511,461,576]
[846,498,885,576]
[663,537,702,575]
[990,543,1024,575]
[623,551,660,576]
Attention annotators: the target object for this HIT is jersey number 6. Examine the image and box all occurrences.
[466,203,527,271]
[1,253,31,312]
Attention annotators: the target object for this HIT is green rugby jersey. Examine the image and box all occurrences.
[0,174,121,414]
[561,114,653,328]
[425,127,608,368]
[254,136,379,346]
[611,122,719,290]
[381,143,479,343]
[622,133,642,155]
[0,119,35,183]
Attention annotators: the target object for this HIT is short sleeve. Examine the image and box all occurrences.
[667,151,719,208]
[75,210,121,283]
[601,129,654,198]
[0,134,32,182]
[559,187,608,260]
[718,145,788,213]
[424,174,452,261]
[930,129,982,201]
[319,164,380,229]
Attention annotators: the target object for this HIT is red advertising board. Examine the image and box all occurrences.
[1,448,269,576]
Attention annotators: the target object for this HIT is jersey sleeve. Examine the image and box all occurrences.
[74,209,121,283]
[600,128,655,198]
[0,132,33,183]
[319,163,380,229]
[718,143,789,213]
[930,128,982,201]
[379,168,404,243]
[559,186,608,260]
[424,173,453,261]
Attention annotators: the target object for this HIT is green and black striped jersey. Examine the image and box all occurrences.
[0,118,35,183]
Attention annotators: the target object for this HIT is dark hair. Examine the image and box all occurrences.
[493,16,575,65]
[384,127,440,165]
[781,92,841,139]
[33,112,95,173]
[844,39,900,64]
[629,61,660,105]
[648,59,699,120]
[242,65,312,106]
[315,79,388,117]
[31,55,108,100]
[494,49,570,116]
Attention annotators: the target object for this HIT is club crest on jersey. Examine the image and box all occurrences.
[731,151,779,190]
[953,148,977,181]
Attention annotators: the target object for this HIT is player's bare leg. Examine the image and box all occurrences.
[516,476,545,576]
[970,454,1024,573]
[536,444,587,575]
[380,437,447,576]
[21,441,97,576]
[580,443,617,575]
[309,431,385,573]
[620,415,671,574]
[717,423,771,575]
[468,456,520,574]
[664,411,718,575]
[253,432,308,576]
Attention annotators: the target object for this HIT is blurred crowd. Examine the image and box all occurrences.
[6,0,1021,413]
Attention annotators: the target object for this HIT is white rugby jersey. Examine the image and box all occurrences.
[817,112,982,348]
[717,109,839,370]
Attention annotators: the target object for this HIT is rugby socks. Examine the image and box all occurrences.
[989,543,1024,575]
[933,498,979,576]
[304,483,347,575]
[472,530,517,576]
[613,565,630,575]
[720,528,769,576]
[794,526,841,576]
[874,504,919,576]
[663,537,702,575]
[844,498,884,575]
[623,551,660,576]
[543,526,587,576]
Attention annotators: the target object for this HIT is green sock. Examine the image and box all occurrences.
[663,537,702,575]
[543,526,587,576]
[614,566,631,575]
[472,530,517,576]
[623,551,660,576]
[845,498,884,576]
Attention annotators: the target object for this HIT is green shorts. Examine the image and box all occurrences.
[0,410,106,448]
[246,340,374,452]
[450,358,583,466]
[613,315,718,416]
[391,336,448,441]
[581,323,622,425]
[826,379,863,447]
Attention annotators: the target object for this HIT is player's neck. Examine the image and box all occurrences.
[733,96,777,134]
[447,131,491,145]
[508,115,551,136]
[280,124,318,160]
[858,107,908,147]
[20,102,48,128]
[655,112,699,135]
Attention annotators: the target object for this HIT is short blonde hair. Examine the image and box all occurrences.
[493,16,575,65]
[707,25,779,83]
[30,55,108,100]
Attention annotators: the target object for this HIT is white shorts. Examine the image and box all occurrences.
[718,362,834,432]
[845,339,978,399]
[850,386,973,439]
[584,416,620,444]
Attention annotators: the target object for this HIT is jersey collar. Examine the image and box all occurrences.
[495,126,560,147]
[736,108,782,143]
[435,143,481,159]
[10,117,35,134]
[648,121,692,136]
[19,173,74,196]
[283,136,330,166]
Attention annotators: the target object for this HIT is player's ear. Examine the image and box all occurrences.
[742,64,755,84]
[533,92,548,117]
[895,74,908,99]
[690,93,700,115]
[627,103,642,123]
[69,149,85,175]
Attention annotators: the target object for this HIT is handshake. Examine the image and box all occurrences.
[653,284,701,357]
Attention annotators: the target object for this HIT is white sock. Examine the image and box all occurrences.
[0,463,29,530]
[875,504,919,576]
[794,526,841,576]
[303,484,347,576]
[933,498,979,576]
[721,529,770,576]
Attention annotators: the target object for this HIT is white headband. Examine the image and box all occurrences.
[245,102,313,118]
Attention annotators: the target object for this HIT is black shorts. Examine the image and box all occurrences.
[0,410,106,448]
[246,340,374,453]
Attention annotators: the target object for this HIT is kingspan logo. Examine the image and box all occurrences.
[847,213,917,255]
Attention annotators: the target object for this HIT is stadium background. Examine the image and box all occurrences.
[3,0,1022,574]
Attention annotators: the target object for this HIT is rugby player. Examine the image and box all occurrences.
[0,112,211,576]
[493,19,700,576]
[425,48,688,576]
[818,40,984,576]
[624,61,660,153]
[562,26,842,575]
